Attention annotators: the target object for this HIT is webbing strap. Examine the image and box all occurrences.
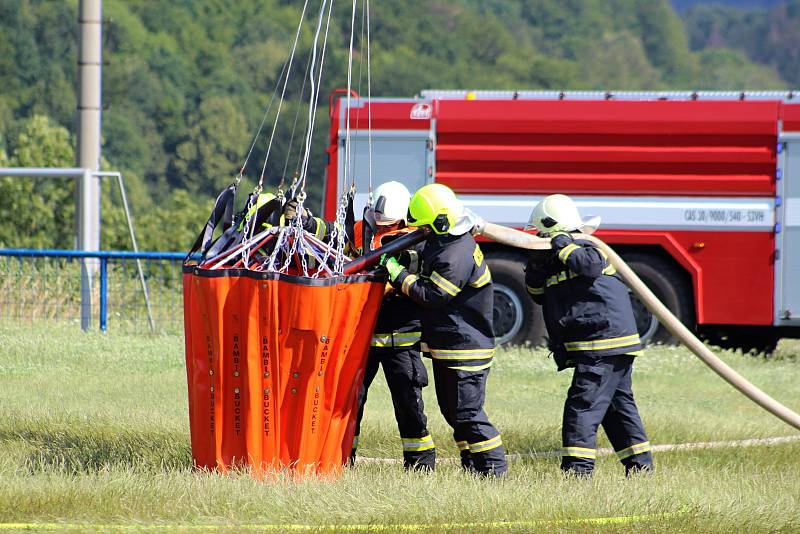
[185,184,236,263]
[361,205,377,254]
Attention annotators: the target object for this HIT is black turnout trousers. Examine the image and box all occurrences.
[353,346,435,470]
[432,361,507,475]
[561,354,653,475]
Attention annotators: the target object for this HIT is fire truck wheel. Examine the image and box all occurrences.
[486,251,546,346]
[701,329,780,356]
[622,253,693,346]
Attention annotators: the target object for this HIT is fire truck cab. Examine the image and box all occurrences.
[325,90,800,352]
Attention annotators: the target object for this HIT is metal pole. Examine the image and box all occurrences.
[99,256,107,332]
[77,0,103,331]
[78,168,97,330]
[96,171,156,332]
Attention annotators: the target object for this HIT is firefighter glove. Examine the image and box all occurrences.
[283,198,308,221]
[398,249,421,273]
[380,254,403,281]
[526,249,549,272]
[550,232,573,251]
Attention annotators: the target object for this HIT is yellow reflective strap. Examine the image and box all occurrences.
[456,440,469,451]
[371,335,392,347]
[616,441,652,460]
[401,434,435,452]
[564,334,641,352]
[314,217,326,239]
[546,270,578,287]
[429,348,495,354]
[562,446,597,459]
[527,285,544,295]
[595,249,617,275]
[469,266,491,288]
[469,435,502,454]
[393,331,422,340]
[449,361,494,371]
[473,245,484,267]
[430,271,460,297]
[371,332,422,347]
[401,274,419,296]
[558,243,580,263]
[429,348,495,360]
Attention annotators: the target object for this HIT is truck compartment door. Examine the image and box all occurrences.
[776,134,800,326]
[337,130,433,216]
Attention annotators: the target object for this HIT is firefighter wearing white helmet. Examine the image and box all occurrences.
[527,193,584,235]
[373,181,412,225]
[350,181,435,471]
[381,183,507,476]
[525,194,653,477]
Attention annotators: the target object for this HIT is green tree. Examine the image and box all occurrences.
[171,96,249,194]
[0,115,76,248]
[0,0,792,251]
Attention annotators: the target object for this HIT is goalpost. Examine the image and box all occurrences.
[0,167,153,331]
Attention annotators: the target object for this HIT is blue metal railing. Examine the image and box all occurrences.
[0,249,188,333]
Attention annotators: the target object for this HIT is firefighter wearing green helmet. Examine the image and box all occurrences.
[381,183,507,476]
[237,192,277,231]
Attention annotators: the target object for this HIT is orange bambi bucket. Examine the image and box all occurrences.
[182,267,384,476]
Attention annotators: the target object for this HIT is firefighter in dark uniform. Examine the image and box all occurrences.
[285,182,435,470]
[382,183,507,476]
[351,181,435,470]
[524,194,653,477]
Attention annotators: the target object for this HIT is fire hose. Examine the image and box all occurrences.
[475,221,800,432]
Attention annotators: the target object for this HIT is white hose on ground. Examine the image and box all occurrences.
[477,221,800,431]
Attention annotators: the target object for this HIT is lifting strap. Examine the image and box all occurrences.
[185,184,236,262]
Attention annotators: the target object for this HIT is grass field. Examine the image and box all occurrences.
[1,324,799,532]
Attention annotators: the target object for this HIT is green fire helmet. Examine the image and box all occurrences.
[407,183,463,235]
[238,192,277,231]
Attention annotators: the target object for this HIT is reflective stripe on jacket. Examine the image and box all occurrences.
[524,237,642,368]
[393,232,495,370]
[371,225,421,345]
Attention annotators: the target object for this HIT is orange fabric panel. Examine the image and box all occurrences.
[183,269,384,477]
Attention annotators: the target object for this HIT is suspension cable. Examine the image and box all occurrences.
[291,0,335,275]
[258,0,310,188]
[342,0,357,198]
[240,0,309,267]
[297,0,334,196]
[366,0,373,204]
[349,1,366,195]
[282,51,314,184]
[237,55,290,184]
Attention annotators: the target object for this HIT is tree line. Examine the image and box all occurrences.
[0,0,791,250]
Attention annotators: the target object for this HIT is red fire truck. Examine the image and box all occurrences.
[324,90,800,352]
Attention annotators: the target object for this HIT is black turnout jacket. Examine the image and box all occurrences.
[392,232,495,371]
[525,236,642,370]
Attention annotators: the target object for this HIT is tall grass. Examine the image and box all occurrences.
[0,256,184,333]
[1,324,798,531]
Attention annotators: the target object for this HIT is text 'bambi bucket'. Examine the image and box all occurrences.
[179,0,434,476]
[183,265,384,476]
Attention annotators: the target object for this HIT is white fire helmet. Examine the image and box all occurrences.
[373,181,411,225]
[527,194,601,236]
